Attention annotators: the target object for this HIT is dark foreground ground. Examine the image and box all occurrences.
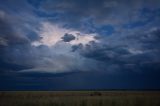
[0,91,160,106]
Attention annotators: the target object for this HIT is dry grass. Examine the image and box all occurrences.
[0,91,160,106]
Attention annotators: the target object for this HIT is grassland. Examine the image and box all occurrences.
[0,91,160,106]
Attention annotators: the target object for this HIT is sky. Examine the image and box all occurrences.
[0,0,160,90]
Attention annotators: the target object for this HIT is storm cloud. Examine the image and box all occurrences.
[61,33,76,42]
[0,0,160,90]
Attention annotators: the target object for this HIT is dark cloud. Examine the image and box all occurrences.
[0,37,8,46]
[0,9,41,46]
[0,10,33,73]
[0,0,160,73]
[23,0,160,43]
[28,0,160,27]
[72,43,83,52]
[0,0,160,90]
[141,28,160,49]
[61,33,75,42]
[0,14,29,45]
[0,1,43,73]
[72,28,160,72]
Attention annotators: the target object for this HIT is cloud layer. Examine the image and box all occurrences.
[0,0,160,90]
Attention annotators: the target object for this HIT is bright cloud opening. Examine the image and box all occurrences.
[32,22,98,47]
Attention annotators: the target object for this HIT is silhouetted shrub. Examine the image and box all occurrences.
[90,92,102,96]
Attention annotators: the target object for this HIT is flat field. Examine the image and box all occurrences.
[0,91,160,106]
